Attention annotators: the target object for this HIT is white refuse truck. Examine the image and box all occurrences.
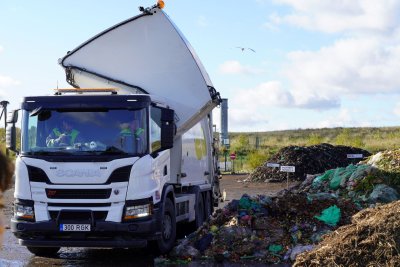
[7,3,221,256]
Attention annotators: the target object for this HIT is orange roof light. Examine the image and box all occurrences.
[157,0,165,9]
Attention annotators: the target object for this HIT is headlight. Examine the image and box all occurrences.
[124,204,152,220]
[14,203,35,221]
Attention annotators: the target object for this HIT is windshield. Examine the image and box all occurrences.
[21,108,148,156]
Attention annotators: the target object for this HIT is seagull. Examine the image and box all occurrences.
[236,47,256,53]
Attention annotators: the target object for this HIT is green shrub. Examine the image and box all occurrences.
[247,150,270,170]
[307,133,324,145]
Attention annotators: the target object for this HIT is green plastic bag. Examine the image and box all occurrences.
[314,205,341,226]
[268,244,283,253]
[329,165,357,190]
[313,169,335,188]
[341,164,358,187]
[329,167,346,190]
[239,197,252,210]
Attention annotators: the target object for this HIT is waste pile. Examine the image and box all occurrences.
[156,149,400,265]
[294,200,400,266]
[293,164,400,209]
[293,148,400,208]
[247,143,370,182]
[157,193,358,265]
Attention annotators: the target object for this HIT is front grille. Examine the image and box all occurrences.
[48,203,111,207]
[49,210,108,221]
[46,189,112,199]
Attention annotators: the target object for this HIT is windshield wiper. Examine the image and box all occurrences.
[100,146,128,155]
[27,150,71,156]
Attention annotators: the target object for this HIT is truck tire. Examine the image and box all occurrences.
[194,191,205,229]
[157,198,176,254]
[204,191,213,219]
[26,246,60,257]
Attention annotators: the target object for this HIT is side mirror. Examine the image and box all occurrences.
[7,109,18,124]
[6,109,18,152]
[6,124,16,151]
[160,108,175,150]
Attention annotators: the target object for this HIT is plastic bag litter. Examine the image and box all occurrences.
[195,233,213,252]
[314,205,341,226]
[239,196,252,210]
[312,169,334,188]
[368,184,400,204]
[287,244,314,261]
[238,195,261,212]
[268,244,283,253]
[329,167,345,190]
[349,165,372,181]
[330,164,357,190]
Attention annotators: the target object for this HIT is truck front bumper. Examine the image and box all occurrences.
[11,214,161,248]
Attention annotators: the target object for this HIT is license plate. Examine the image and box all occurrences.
[60,224,91,232]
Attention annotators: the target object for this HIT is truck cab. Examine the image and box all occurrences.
[9,90,181,254]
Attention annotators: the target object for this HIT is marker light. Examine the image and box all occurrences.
[157,0,165,9]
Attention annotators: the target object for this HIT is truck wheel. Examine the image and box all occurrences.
[26,246,60,257]
[194,191,205,229]
[157,198,176,254]
[204,191,213,219]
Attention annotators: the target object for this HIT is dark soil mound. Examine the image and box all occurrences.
[248,143,370,182]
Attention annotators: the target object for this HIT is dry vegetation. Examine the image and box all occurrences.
[294,200,400,267]
[224,127,400,172]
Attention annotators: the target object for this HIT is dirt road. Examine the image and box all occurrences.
[0,175,294,266]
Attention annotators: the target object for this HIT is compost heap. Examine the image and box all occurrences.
[247,143,370,182]
[157,149,400,265]
[294,200,400,267]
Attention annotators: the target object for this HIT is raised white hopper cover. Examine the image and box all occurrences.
[59,6,220,134]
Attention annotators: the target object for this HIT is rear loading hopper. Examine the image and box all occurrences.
[59,5,221,135]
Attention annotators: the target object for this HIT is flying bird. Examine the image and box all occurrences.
[236,47,256,53]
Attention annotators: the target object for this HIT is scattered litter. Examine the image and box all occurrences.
[314,205,341,226]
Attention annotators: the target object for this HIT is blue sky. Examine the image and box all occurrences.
[1,0,400,132]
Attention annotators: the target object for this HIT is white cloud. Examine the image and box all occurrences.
[315,108,371,128]
[232,81,293,108]
[219,60,264,75]
[0,46,20,99]
[229,80,340,112]
[394,102,400,117]
[0,75,20,87]
[269,0,400,34]
[258,1,400,112]
[226,82,294,131]
[283,36,400,108]
[213,100,269,132]
[229,107,269,132]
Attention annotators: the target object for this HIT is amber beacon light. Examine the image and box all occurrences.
[157,0,165,9]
